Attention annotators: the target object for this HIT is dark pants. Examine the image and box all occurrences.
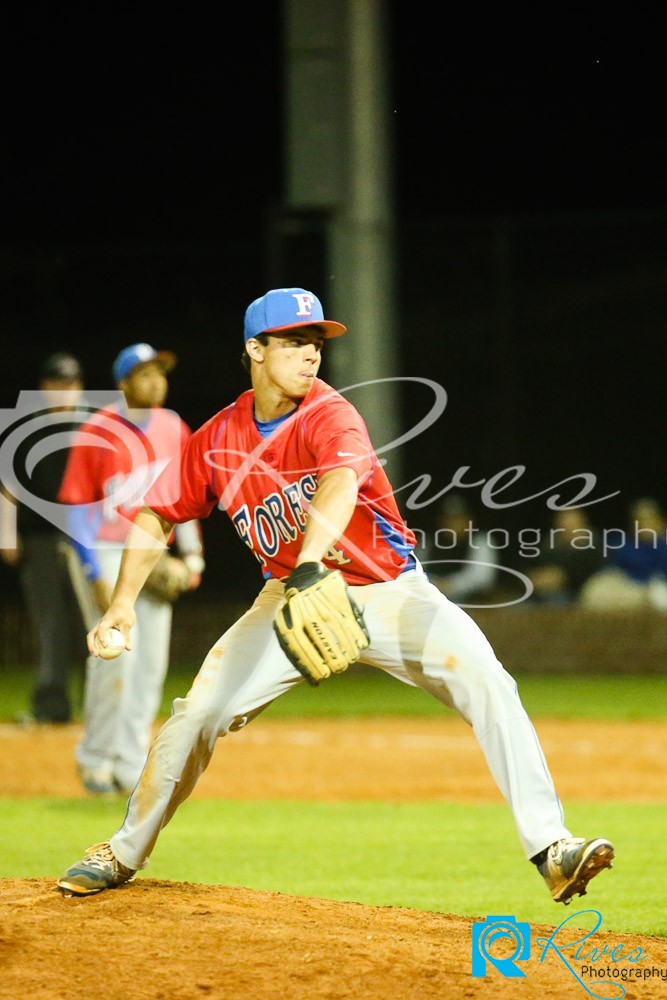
[19,532,86,722]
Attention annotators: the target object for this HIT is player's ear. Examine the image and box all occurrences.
[245,338,266,364]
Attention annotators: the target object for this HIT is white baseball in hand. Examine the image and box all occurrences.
[98,627,125,660]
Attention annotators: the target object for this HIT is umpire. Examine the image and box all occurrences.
[0,352,86,722]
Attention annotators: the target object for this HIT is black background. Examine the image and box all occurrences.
[5,13,665,233]
[2,7,664,595]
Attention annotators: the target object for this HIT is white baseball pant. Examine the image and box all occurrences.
[76,545,173,791]
[110,563,570,869]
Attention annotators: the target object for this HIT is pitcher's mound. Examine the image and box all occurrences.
[2,877,666,1000]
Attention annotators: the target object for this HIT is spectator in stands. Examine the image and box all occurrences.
[580,497,667,610]
[526,507,606,605]
[422,493,499,605]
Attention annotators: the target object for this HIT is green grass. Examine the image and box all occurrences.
[2,664,667,723]
[1,797,662,936]
[2,665,665,937]
[255,670,667,722]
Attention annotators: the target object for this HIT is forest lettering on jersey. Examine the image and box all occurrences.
[230,473,318,566]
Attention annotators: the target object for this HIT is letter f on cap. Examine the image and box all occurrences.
[292,292,316,317]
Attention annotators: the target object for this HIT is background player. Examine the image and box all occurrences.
[58,290,614,905]
[58,343,205,795]
[0,352,86,723]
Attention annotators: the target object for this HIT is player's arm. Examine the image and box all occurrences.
[88,506,175,657]
[296,467,358,566]
[173,518,206,590]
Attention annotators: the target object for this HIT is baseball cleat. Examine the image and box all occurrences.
[538,836,615,904]
[57,841,136,896]
[78,765,117,796]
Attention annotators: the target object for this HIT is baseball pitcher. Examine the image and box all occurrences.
[58,289,613,905]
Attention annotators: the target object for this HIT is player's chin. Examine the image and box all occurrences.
[291,376,316,397]
[147,392,168,408]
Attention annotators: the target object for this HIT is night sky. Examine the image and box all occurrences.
[4,12,665,236]
[2,8,665,592]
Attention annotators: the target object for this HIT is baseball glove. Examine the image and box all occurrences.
[273,562,370,686]
[144,551,191,603]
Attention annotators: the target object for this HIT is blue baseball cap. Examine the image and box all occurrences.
[243,288,347,343]
[112,343,177,383]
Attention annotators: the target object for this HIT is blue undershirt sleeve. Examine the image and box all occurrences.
[66,504,102,582]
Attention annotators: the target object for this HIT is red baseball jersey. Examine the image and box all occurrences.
[59,404,192,544]
[147,378,416,585]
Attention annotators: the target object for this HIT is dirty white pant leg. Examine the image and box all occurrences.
[75,547,171,788]
[75,547,127,777]
[75,650,121,777]
[110,580,301,870]
[354,569,570,859]
[113,592,172,790]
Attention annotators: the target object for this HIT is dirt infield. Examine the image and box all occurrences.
[2,716,667,999]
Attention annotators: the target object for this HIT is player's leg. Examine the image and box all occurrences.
[356,568,569,856]
[74,546,127,792]
[353,566,614,901]
[112,592,172,793]
[19,534,72,722]
[58,580,302,893]
[75,651,123,791]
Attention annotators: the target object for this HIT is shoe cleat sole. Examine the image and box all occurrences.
[557,844,615,904]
